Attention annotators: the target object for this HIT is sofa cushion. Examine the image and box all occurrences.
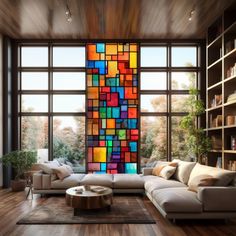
[52,166,71,180]
[172,159,196,184]
[80,174,113,187]
[159,165,177,180]
[145,177,186,195]
[188,174,218,192]
[152,162,177,176]
[38,161,61,174]
[62,164,74,174]
[188,163,236,186]
[51,174,85,189]
[113,174,144,189]
[152,187,202,213]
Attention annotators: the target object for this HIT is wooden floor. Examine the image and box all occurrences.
[0,188,236,236]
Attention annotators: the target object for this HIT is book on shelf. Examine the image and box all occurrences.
[227,160,236,171]
[231,135,236,150]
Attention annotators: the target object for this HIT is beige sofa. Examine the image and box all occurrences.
[32,160,236,220]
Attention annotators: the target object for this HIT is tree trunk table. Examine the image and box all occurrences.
[66,186,113,216]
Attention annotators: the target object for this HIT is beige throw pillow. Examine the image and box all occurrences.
[152,162,177,177]
[188,163,236,186]
[188,174,218,192]
[62,164,74,174]
[172,159,196,184]
[159,165,177,179]
[38,161,61,174]
[52,166,71,180]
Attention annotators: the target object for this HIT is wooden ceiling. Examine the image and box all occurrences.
[0,0,235,39]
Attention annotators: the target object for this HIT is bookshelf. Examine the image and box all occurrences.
[206,4,236,170]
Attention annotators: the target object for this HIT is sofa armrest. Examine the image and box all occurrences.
[142,167,154,176]
[33,173,42,189]
[33,172,51,190]
[197,186,236,211]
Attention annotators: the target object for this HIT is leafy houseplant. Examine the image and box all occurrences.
[0,150,37,191]
[180,87,211,163]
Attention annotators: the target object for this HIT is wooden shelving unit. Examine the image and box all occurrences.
[206,4,236,170]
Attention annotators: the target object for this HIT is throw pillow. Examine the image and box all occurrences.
[52,166,71,180]
[188,174,218,192]
[152,162,177,176]
[152,164,166,176]
[159,165,177,179]
[62,164,74,174]
[172,159,196,184]
[38,161,61,174]
[188,163,236,186]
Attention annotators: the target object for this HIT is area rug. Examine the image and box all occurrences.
[17,196,156,224]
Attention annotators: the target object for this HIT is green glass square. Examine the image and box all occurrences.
[107,140,113,147]
[107,107,112,118]
[117,129,126,140]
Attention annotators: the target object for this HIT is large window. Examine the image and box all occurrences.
[140,44,200,167]
[18,44,86,172]
[18,42,202,173]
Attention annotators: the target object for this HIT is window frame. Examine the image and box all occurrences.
[140,43,201,161]
[14,40,205,173]
[18,43,86,167]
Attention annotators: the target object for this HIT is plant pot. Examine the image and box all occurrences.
[11,179,26,192]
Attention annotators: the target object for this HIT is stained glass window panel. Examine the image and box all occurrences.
[86,43,139,173]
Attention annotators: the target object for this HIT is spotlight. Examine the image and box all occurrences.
[65,2,72,23]
[188,9,195,21]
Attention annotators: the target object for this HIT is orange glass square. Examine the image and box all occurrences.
[88,87,99,99]
[107,119,115,128]
[93,111,99,118]
[106,44,117,55]
[87,44,100,60]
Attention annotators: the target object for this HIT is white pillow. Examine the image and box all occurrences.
[172,159,196,184]
[38,161,60,174]
[62,164,74,174]
[159,165,177,179]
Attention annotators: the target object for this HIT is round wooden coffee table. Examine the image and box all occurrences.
[66,185,113,216]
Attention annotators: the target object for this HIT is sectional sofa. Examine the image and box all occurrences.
[32,159,236,220]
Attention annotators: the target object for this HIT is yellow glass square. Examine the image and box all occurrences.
[130,52,137,68]
[94,147,106,162]
[108,61,118,77]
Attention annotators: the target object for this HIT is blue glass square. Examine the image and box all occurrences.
[125,163,137,174]
[96,43,105,53]
[101,163,106,171]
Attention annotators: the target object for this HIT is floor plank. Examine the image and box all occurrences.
[0,188,236,236]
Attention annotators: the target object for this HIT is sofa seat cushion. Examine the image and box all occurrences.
[152,187,202,213]
[51,174,85,189]
[80,174,113,187]
[113,174,144,188]
[145,177,186,195]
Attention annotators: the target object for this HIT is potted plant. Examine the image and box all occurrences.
[180,87,211,163]
[0,150,37,191]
